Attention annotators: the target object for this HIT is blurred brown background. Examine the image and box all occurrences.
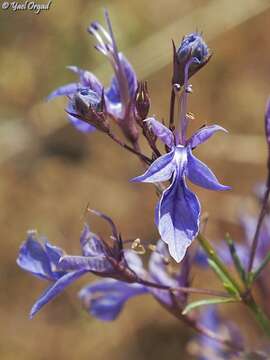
[1,0,270,359]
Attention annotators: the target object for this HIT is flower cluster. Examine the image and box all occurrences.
[48,11,138,145]
[17,209,193,319]
[17,10,270,359]
[47,11,230,263]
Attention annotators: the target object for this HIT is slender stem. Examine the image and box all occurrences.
[244,295,270,337]
[144,129,161,158]
[179,88,188,144]
[139,119,161,158]
[108,131,152,164]
[178,58,194,144]
[248,186,270,273]
[137,278,230,298]
[169,87,176,129]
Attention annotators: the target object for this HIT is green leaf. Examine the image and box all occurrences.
[182,297,236,315]
[224,233,246,284]
[208,259,240,297]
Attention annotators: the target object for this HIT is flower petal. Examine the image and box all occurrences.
[123,250,145,277]
[105,53,137,119]
[67,66,103,94]
[79,279,147,321]
[30,270,87,318]
[187,150,231,191]
[44,242,64,265]
[68,115,96,133]
[59,255,113,273]
[196,306,222,351]
[187,125,227,149]
[17,232,54,280]
[149,240,176,287]
[131,150,175,183]
[158,175,201,262]
[146,117,175,149]
[47,83,80,101]
[80,225,106,257]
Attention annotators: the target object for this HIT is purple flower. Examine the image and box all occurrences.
[238,214,270,268]
[17,230,87,318]
[79,279,147,321]
[79,240,192,321]
[47,12,138,143]
[188,306,243,360]
[17,211,148,318]
[132,117,230,262]
[195,210,270,274]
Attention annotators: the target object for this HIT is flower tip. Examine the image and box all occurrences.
[46,93,54,102]
[66,65,77,73]
[90,21,99,30]
[129,176,140,183]
[29,306,38,319]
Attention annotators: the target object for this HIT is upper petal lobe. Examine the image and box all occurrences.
[131,151,175,183]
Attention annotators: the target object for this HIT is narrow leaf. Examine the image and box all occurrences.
[224,233,246,284]
[251,250,270,283]
[208,259,240,297]
[182,297,236,315]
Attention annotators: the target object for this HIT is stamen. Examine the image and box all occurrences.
[148,244,156,252]
[94,44,108,56]
[87,24,108,53]
[91,21,113,44]
[186,112,195,120]
[104,10,129,108]
[131,238,146,255]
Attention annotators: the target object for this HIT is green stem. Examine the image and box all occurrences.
[197,234,270,337]
[197,233,242,294]
[245,296,270,337]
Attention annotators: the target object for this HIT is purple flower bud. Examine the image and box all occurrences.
[68,88,110,133]
[172,32,211,86]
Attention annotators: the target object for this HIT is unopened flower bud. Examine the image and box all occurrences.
[135,81,150,121]
[172,32,211,86]
[71,88,110,133]
[74,88,103,115]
